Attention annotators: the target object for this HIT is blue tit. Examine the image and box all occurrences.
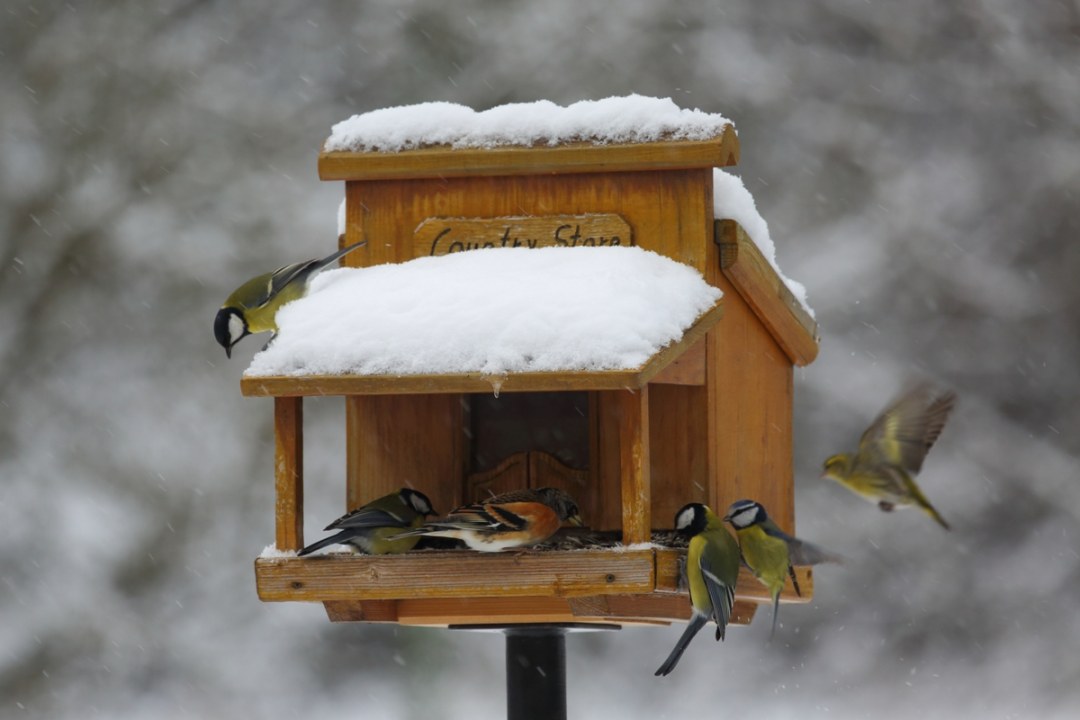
[724,499,840,638]
[393,487,583,552]
[822,382,956,530]
[655,502,741,677]
[298,488,436,556]
[214,240,366,358]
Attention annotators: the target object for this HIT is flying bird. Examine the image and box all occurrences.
[821,382,957,529]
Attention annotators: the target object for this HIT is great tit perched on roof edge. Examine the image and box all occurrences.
[724,499,840,639]
[655,503,740,677]
[821,382,956,530]
[298,488,436,556]
[214,240,367,358]
[393,487,583,552]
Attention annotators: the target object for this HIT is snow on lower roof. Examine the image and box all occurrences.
[329,171,813,318]
[713,169,814,318]
[244,247,721,378]
[325,95,732,153]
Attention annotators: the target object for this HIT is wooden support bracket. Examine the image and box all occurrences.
[274,397,304,551]
[615,387,651,545]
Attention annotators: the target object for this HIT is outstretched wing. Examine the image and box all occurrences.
[760,520,844,566]
[859,383,957,474]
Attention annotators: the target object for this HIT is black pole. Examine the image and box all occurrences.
[504,626,567,720]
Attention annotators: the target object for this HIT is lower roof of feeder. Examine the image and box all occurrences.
[241,246,723,397]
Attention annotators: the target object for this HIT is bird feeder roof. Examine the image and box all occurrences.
[318,95,739,180]
[241,246,724,397]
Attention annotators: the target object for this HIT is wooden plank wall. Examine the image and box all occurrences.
[342,169,714,529]
[345,395,467,518]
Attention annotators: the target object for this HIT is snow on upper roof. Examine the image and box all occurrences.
[713,169,814,318]
[325,95,732,153]
[244,246,721,378]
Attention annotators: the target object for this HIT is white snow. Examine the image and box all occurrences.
[325,95,732,153]
[336,198,345,236]
[608,542,665,552]
[259,544,298,559]
[298,544,353,557]
[712,168,815,318]
[244,246,721,378]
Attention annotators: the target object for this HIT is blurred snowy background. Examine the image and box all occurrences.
[2,1,1078,718]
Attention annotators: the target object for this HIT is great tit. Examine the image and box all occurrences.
[298,488,436,556]
[214,240,366,358]
[821,382,956,530]
[655,503,741,677]
[394,487,583,552]
[724,499,839,638]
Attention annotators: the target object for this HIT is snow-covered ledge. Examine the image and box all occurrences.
[245,246,720,379]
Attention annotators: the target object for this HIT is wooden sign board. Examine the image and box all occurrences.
[414,214,633,257]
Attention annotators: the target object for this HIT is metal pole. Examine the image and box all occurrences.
[504,626,567,720]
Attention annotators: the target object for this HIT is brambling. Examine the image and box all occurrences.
[395,487,583,552]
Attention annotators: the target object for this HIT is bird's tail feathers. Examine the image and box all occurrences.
[919,498,951,530]
[311,240,368,274]
[654,612,708,677]
[905,477,951,530]
[297,532,351,557]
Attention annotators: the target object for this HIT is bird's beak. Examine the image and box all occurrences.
[568,514,584,527]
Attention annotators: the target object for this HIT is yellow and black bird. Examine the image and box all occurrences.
[724,499,839,638]
[214,240,366,358]
[655,503,741,677]
[394,487,582,552]
[821,382,957,530]
[298,488,436,556]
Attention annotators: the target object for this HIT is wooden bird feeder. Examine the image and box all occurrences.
[243,119,819,633]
